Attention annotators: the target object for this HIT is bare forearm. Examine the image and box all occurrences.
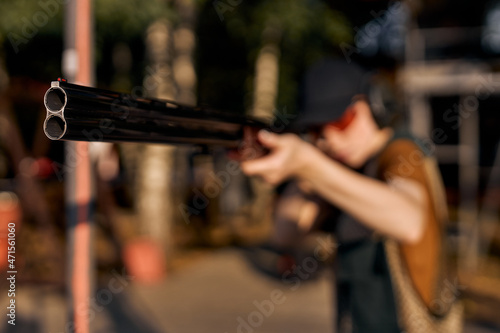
[297,148,425,244]
[239,131,426,244]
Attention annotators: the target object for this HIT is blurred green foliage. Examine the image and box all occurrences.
[0,0,353,115]
[95,0,171,38]
[200,0,352,114]
[0,0,171,45]
[0,0,171,84]
[230,0,351,58]
[0,0,62,45]
[94,0,171,87]
[248,0,352,112]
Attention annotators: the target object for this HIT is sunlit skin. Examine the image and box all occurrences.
[317,100,390,168]
[240,100,427,244]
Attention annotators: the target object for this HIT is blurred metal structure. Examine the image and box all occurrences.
[63,0,95,332]
[399,26,500,273]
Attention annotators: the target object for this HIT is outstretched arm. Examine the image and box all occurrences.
[241,130,427,244]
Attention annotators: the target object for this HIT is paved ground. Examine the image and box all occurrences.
[0,248,498,333]
[0,248,333,333]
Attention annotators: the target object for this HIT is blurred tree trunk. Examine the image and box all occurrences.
[248,24,282,225]
[136,19,177,254]
[136,0,198,256]
[251,26,281,122]
[173,0,197,105]
[171,0,199,235]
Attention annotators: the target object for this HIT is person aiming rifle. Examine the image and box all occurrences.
[240,59,462,333]
[42,60,462,332]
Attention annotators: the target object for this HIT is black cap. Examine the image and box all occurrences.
[292,59,370,129]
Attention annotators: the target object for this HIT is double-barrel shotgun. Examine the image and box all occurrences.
[43,79,276,149]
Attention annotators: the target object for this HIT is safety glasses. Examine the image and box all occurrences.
[326,107,356,131]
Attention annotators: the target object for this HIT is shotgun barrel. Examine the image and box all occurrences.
[43,79,268,147]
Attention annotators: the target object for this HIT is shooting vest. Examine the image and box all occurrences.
[335,135,463,333]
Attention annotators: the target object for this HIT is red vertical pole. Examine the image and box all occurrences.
[63,0,94,332]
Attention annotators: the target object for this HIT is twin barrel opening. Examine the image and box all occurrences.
[44,87,67,140]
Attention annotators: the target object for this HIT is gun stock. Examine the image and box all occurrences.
[43,79,269,148]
